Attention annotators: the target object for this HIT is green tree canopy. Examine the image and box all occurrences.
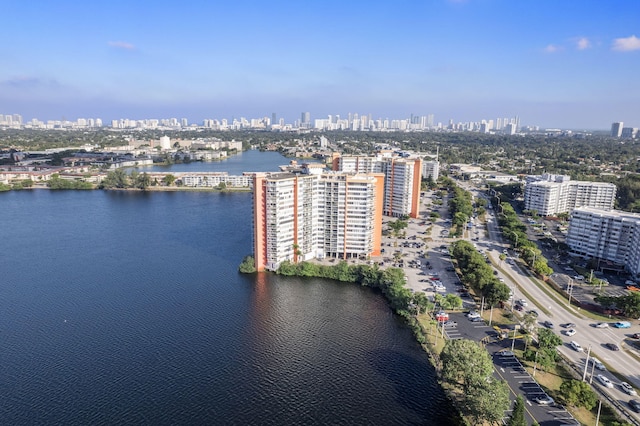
[506,395,526,426]
[440,339,494,393]
[559,379,597,410]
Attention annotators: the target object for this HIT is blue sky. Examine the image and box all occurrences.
[1,0,640,129]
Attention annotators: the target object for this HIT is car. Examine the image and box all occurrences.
[570,341,584,352]
[590,358,606,371]
[470,316,484,322]
[632,333,640,339]
[596,374,614,388]
[527,310,539,317]
[595,322,609,328]
[629,399,640,413]
[613,321,631,328]
[565,328,577,337]
[514,304,523,311]
[605,343,620,351]
[443,320,458,328]
[543,320,554,329]
[561,322,576,328]
[460,292,471,298]
[435,311,449,321]
[517,299,528,307]
[496,350,515,357]
[467,311,480,319]
[620,382,638,396]
[534,395,554,406]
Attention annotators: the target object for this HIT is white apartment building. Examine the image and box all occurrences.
[524,175,616,216]
[422,160,439,181]
[253,171,384,271]
[567,207,640,276]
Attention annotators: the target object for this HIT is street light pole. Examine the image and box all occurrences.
[532,350,539,377]
[567,279,574,307]
[582,345,592,381]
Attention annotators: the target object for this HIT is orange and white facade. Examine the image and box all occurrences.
[253,171,384,272]
[333,154,422,218]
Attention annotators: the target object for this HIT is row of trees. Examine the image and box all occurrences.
[595,292,640,318]
[47,174,93,190]
[450,240,511,306]
[495,199,554,277]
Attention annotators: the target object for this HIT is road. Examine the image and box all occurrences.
[472,184,640,424]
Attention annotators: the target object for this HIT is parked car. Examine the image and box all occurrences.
[570,341,583,352]
[620,382,638,396]
[595,322,609,328]
[470,316,484,322]
[466,311,480,319]
[443,321,457,328]
[534,395,554,406]
[517,299,528,307]
[605,343,620,351]
[613,321,631,328]
[496,350,515,357]
[565,329,576,337]
[596,374,614,388]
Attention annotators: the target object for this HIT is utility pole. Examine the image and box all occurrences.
[567,279,574,307]
[582,345,591,381]
[595,399,602,426]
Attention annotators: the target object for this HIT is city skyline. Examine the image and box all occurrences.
[2,0,640,129]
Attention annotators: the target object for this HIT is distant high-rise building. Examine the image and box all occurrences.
[271,113,276,126]
[611,122,623,138]
[621,127,638,139]
[301,112,310,124]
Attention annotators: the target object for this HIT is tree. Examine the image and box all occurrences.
[538,328,562,350]
[506,395,526,426]
[238,256,256,273]
[440,339,494,393]
[559,379,597,410]
[101,168,129,188]
[464,378,510,425]
[483,280,511,306]
[163,174,176,186]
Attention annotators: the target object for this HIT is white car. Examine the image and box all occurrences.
[597,374,614,388]
[467,311,480,319]
[621,382,638,396]
[595,322,609,328]
[565,328,576,337]
[569,341,583,352]
[517,299,528,307]
[590,358,606,371]
[535,395,554,406]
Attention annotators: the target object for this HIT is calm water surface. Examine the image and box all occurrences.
[0,152,454,425]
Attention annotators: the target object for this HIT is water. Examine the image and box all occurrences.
[0,152,454,425]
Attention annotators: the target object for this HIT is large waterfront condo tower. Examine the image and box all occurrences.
[252,172,384,272]
[332,154,423,218]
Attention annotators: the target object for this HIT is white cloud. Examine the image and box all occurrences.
[543,44,562,53]
[612,35,640,51]
[108,41,136,50]
[576,37,591,50]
